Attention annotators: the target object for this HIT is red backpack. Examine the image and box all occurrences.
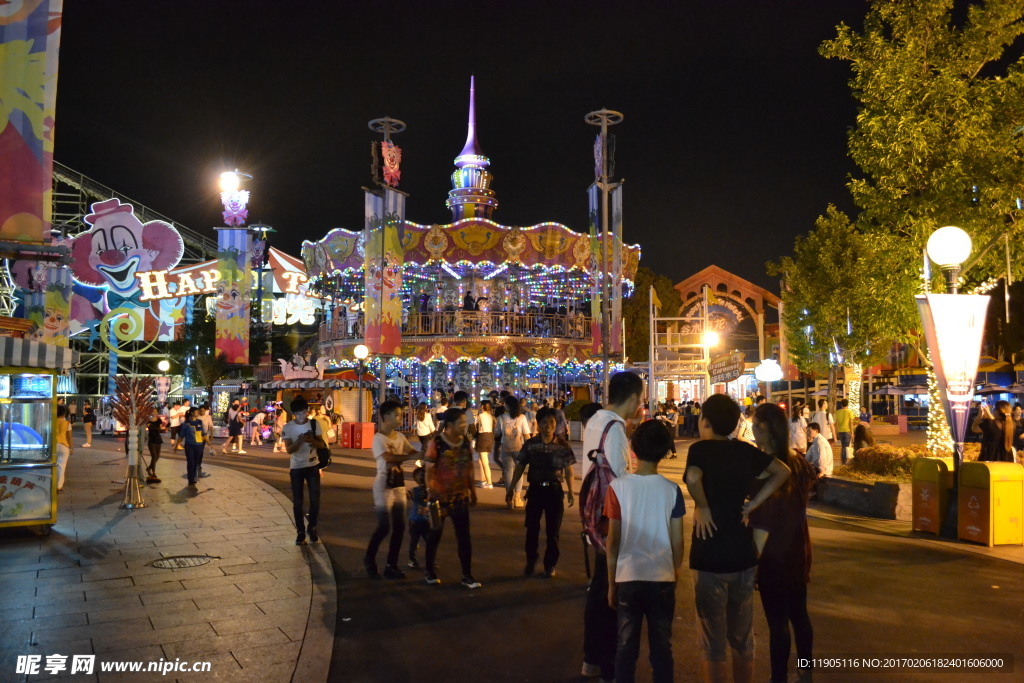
[579,420,622,555]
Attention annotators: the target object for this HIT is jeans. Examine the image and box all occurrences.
[366,486,406,568]
[55,443,70,489]
[408,519,429,562]
[524,484,564,570]
[693,568,756,662]
[425,503,472,576]
[759,580,813,682]
[289,465,321,534]
[615,581,676,683]
[501,452,522,496]
[184,443,203,484]
[838,431,852,464]
[584,551,618,680]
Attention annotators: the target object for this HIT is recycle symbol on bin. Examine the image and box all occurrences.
[968,495,980,511]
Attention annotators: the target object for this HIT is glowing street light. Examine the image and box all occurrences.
[702,330,720,348]
[354,344,370,423]
[157,359,170,373]
[219,171,241,193]
[927,225,972,294]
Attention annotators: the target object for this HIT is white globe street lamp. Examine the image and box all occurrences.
[157,360,170,373]
[926,225,972,294]
[353,345,370,423]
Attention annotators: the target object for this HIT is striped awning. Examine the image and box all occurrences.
[0,337,79,370]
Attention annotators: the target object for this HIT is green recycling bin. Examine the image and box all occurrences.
[911,457,954,535]
[958,461,1024,547]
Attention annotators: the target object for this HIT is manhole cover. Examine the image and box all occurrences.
[147,555,220,569]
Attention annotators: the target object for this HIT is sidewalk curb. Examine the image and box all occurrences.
[233,470,336,682]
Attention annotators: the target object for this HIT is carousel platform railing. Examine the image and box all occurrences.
[320,311,591,343]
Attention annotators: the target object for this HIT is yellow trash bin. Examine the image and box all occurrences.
[912,458,954,534]
[958,462,1024,547]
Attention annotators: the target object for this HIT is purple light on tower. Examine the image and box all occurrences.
[447,76,498,221]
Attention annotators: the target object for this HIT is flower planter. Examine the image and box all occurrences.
[817,476,912,521]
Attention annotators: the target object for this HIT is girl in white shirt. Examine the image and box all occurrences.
[475,401,495,488]
[497,396,532,509]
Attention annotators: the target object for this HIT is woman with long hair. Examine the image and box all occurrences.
[497,395,531,509]
[788,404,808,456]
[972,400,1016,462]
[749,403,817,683]
[475,400,495,488]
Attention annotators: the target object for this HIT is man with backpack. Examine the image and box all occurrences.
[580,371,643,682]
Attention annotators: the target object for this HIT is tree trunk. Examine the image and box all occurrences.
[827,365,838,411]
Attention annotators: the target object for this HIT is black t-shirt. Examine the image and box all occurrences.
[685,438,774,573]
[515,435,577,484]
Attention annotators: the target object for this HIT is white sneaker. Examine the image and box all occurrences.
[581,662,601,678]
[82,443,91,447]
[482,483,493,489]
[237,450,248,454]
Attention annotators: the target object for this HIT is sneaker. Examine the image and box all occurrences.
[295,532,306,545]
[523,561,536,577]
[82,443,91,447]
[482,483,494,489]
[581,662,601,678]
[364,558,380,578]
[424,570,441,585]
[383,565,406,580]
[307,526,318,542]
[237,450,248,454]
[544,567,557,578]
[199,470,210,478]
[459,575,482,590]
[407,558,421,569]
[146,475,161,484]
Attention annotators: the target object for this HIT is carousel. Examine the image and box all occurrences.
[301,83,640,401]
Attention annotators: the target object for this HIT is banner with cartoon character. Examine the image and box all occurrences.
[215,227,251,364]
[363,187,405,355]
[23,266,71,346]
[67,199,185,349]
[0,0,62,243]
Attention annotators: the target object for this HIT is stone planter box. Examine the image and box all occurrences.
[818,476,912,521]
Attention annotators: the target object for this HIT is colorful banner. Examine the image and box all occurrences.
[41,265,71,346]
[215,228,252,364]
[588,183,601,355]
[0,0,62,243]
[610,183,623,355]
[916,294,990,450]
[363,188,406,355]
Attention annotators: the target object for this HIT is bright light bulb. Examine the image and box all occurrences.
[927,226,972,268]
[157,360,171,372]
[219,171,240,193]
[703,331,720,348]
[354,344,370,360]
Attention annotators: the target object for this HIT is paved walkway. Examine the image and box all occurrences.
[0,438,335,682]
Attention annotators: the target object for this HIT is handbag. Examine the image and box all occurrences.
[311,420,331,469]
[386,465,404,488]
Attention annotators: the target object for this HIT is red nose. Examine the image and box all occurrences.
[99,249,126,266]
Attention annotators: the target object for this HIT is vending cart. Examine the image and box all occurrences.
[0,367,57,529]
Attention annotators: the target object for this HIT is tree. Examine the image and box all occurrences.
[167,309,228,407]
[623,266,683,362]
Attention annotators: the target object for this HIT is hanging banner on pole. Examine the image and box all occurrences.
[215,228,252,364]
[588,183,601,355]
[610,183,623,355]
[916,293,990,449]
[0,1,63,243]
[363,188,406,355]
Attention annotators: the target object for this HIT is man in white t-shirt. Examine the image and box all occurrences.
[810,399,835,443]
[168,401,185,451]
[282,396,327,545]
[365,400,419,579]
[805,422,834,477]
[605,419,685,683]
[580,371,643,682]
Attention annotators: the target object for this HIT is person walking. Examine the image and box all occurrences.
[605,419,685,683]
[282,396,325,545]
[249,409,265,446]
[684,393,790,683]
[222,400,246,454]
[414,402,436,447]
[406,467,430,570]
[789,405,808,456]
[833,399,855,464]
[749,402,817,683]
[82,401,95,447]
[423,407,481,589]
[146,412,163,483]
[178,408,206,487]
[507,407,576,578]
[365,400,418,579]
[475,400,495,488]
[580,371,643,682]
[168,401,184,451]
[54,405,73,494]
[273,406,288,453]
[198,406,214,450]
[497,396,531,509]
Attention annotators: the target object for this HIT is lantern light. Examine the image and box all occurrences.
[926,226,972,268]
[354,344,370,360]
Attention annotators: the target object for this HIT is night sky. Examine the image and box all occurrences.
[55,0,868,291]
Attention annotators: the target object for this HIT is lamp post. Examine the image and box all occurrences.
[354,344,369,423]
[156,359,171,405]
[918,225,990,538]
[702,330,720,401]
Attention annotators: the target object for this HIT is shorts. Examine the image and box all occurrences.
[229,422,242,437]
[693,567,756,662]
[170,425,180,439]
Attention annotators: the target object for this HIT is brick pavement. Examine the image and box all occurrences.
[0,437,335,682]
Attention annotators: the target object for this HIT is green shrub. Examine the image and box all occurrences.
[564,400,585,422]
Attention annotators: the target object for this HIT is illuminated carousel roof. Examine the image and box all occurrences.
[301,219,640,287]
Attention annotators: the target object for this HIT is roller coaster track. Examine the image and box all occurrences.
[51,161,217,264]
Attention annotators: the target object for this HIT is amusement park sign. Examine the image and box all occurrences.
[709,352,746,385]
